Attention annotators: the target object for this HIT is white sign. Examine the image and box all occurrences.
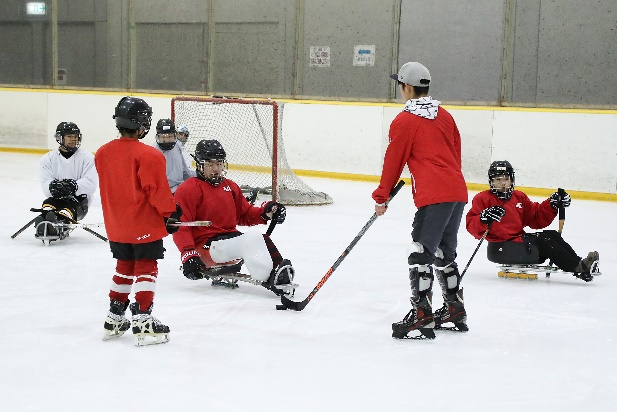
[309,46,330,67]
[26,2,46,15]
[353,45,375,66]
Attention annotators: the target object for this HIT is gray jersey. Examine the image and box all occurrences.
[154,143,196,193]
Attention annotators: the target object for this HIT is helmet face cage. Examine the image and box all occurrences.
[488,160,515,200]
[113,97,153,138]
[194,139,227,186]
[155,119,177,150]
[55,122,82,152]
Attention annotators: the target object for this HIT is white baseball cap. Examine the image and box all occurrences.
[390,62,431,87]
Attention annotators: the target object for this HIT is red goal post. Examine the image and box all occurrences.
[171,96,332,205]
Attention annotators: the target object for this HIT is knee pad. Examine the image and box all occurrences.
[407,241,433,266]
[409,265,434,301]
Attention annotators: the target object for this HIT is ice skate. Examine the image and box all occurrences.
[392,293,435,340]
[102,299,130,341]
[263,259,296,296]
[434,289,468,332]
[130,302,170,347]
[574,251,599,282]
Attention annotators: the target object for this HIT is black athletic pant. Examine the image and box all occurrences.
[534,230,581,272]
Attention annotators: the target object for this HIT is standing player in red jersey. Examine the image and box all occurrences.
[96,96,182,346]
[172,139,295,296]
[373,62,468,340]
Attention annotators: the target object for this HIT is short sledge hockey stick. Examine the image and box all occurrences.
[10,216,40,239]
[278,180,405,311]
[557,187,566,234]
[168,220,212,227]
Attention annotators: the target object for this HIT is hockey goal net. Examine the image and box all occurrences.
[171,97,332,205]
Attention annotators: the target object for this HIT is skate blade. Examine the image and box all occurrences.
[102,329,127,341]
[392,327,435,340]
[435,323,469,332]
[134,333,170,347]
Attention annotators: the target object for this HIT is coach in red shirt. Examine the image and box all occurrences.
[373,62,468,340]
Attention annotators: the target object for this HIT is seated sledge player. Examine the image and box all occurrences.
[153,119,195,194]
[172,139,295,296]
[466,160,600,282]
[35,122,98,241]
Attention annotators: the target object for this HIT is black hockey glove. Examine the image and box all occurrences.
[480,206,506,224]
[549,191,571,210]
[181,250,207,280]
[49,179,77,198]
[164,204,183,234]
[261,201,286,224]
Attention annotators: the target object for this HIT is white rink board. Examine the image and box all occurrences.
[1,89,616,193]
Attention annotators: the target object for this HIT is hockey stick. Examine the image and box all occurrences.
[10,216,40,239]
[557,187,566,233]
[168,220,212,227]
[460,221,492,280]
[29,208,108,242]
[278,180,405,311]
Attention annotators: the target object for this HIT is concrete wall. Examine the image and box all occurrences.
[1,1,617,106]
[1,89,615,195]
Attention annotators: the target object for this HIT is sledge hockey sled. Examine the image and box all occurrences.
[34,220,74,246]
[496,262,601,280]
[186,260,298,297]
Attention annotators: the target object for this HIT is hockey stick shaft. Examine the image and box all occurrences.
[168,221,212,227]
[460,221,492,280]
[11,216,40,239]
[558,187,565,233]
[280,180,405,311]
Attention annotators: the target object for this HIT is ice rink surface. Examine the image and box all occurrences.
[1,152,615,411]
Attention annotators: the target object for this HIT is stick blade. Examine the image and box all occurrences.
[279,295,308,311]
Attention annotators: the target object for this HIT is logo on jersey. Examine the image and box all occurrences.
[137,233,151,241]
[516,202,523,209]
[223,185,231,192]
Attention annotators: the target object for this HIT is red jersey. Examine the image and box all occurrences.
[466,190,557,243]
[373,106,468,208]
[172,177,268,252]
[95,137,176,244]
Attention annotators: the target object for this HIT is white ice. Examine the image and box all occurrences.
[1,152,615,412]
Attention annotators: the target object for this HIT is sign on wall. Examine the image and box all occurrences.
[353,45,375,66]
[309,46,331,67]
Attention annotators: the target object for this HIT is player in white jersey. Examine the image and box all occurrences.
[34,122,98,242]
[153,119,195,194]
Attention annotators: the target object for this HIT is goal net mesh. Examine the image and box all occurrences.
[171,97,332,205]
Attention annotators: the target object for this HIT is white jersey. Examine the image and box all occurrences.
[154,143,196,193]
[39,148,98,204]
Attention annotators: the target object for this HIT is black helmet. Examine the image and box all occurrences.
[194,139,227,186]
[155,119,177,150]
[488,160,515,200]
[55,122,82,153]
[113,96,153,138]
